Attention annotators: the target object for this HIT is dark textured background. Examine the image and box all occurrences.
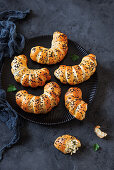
[0,0,114,170]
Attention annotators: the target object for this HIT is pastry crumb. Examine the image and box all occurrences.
[94,125,107,138]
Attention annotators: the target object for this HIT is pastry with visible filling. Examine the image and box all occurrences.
[54,135,81,155]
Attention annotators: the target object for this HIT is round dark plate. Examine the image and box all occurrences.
[1,35,98,125]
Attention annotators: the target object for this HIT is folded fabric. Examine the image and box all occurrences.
[0,89,20,160]
[0,10,30,160]
[0,10,30,68]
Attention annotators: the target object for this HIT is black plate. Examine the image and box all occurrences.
[1,35,98,125]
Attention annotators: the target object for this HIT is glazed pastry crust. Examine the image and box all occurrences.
[11,55,51,87]
[65,87,87,120]
[30,31,68,65]
[54,54,97,85]
[54,134,81,154]
[16,82,61,114]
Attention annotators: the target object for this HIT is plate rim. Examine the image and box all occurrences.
[0,35,98,125]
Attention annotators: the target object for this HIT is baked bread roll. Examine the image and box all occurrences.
[11,55,51,87]
[54,54,97,85]
[16,82,61,114]
[30,31,68,65]
[65,87,87,120]
[54,135,81,155]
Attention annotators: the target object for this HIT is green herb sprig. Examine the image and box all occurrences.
[70,54,79,62]
[7,84,17,92]
[93,143,100,151]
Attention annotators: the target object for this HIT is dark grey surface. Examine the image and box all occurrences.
[0,0,114,169]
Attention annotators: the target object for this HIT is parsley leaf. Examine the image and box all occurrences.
[93,143,100,151]
[7,84,17,92]
[70,54,79,62]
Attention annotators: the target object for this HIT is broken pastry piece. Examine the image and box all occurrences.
[54,135,81,155]
[94,126,107,138]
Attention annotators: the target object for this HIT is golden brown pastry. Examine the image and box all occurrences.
[11,55,51,87]
[94,126,107,138]
[16,82,61,114]
[54,54,97,85]
[65,87,87,120]
[54,135,81,155]
[30,31,68,65]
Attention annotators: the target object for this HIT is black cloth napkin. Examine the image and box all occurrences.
[0,10,30,160]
